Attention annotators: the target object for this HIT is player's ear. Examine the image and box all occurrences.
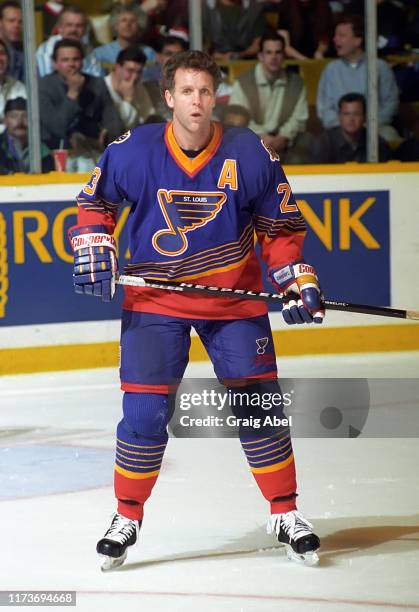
[164,89,174,109]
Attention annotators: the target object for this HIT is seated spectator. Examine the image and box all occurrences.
[0,39,25,132]
[142,35,187,120]
[204,0,266,61]
[36,5,103,77]
[105,46,154,129]
[229,31,310,162]
[91,5,156,69]
[331,1,409,55]
[0,1,23,81]
[0,97,54,174]
[316,14,400,141]
[394,118,419,162]
[311,92,392,163]
[39,39,124,150]
[221,103,250,128]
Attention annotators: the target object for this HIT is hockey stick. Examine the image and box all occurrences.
[116,275,419,321]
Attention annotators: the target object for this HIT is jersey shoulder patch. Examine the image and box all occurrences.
[109,130,131,146]
[261,139,280,162]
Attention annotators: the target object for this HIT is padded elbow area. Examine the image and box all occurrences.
[121,392,171,439]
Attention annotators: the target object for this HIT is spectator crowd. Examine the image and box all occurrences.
[0,0,418,174]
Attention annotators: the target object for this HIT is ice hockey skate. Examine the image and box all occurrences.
[96,512,141,571]
[267,510,320,566]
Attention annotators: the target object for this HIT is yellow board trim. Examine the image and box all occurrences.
[284,162,419,175]
[114,464,160,479]
[1,324,419,375]
[251,452,294,474]
[0,172,90,186]
[0,162,418,188]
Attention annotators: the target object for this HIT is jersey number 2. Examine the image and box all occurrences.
[83,167,101,196]
[277,183,297,213]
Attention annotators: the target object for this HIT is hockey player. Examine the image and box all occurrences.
[69,50,324,570]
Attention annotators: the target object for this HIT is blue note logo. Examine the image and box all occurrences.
[152,190,227,256]
[256,337,269,355]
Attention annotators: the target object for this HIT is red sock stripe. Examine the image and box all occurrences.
[222,371,278,387]
[121,382,179,393]
[115,470,159,520]
[252,460,297,514]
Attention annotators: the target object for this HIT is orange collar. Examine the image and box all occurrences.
[164,121,223,178]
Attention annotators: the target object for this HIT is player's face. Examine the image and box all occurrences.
[258,40,284,75]
[0,7,22,43]
[59,12,86,40]
[165,68,216,135]
[339,101,365,135]
[54,47,83,78]
[334,24,362,58]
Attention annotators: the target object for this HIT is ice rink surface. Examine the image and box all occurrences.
[1,352,419,612]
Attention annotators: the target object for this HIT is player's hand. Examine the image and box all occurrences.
[271,261,324,325]
[68,224,118,302]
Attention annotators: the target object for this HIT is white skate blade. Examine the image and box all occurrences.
[100,550,127,572]
[285,544,319,566]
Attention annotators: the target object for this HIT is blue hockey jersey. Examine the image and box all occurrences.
[76,121,307,319]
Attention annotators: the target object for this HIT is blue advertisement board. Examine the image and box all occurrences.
[0,190,390,326]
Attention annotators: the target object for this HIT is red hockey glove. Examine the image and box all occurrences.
[68,224,118,302]
[271,261,325,325]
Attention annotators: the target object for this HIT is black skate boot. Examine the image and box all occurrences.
[97,512,141,571]
[267,510,320,566]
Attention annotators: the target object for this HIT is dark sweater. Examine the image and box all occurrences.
[311,126,392,163]
[39,72,124,149]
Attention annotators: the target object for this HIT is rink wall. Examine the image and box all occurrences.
[0,163,418,374]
